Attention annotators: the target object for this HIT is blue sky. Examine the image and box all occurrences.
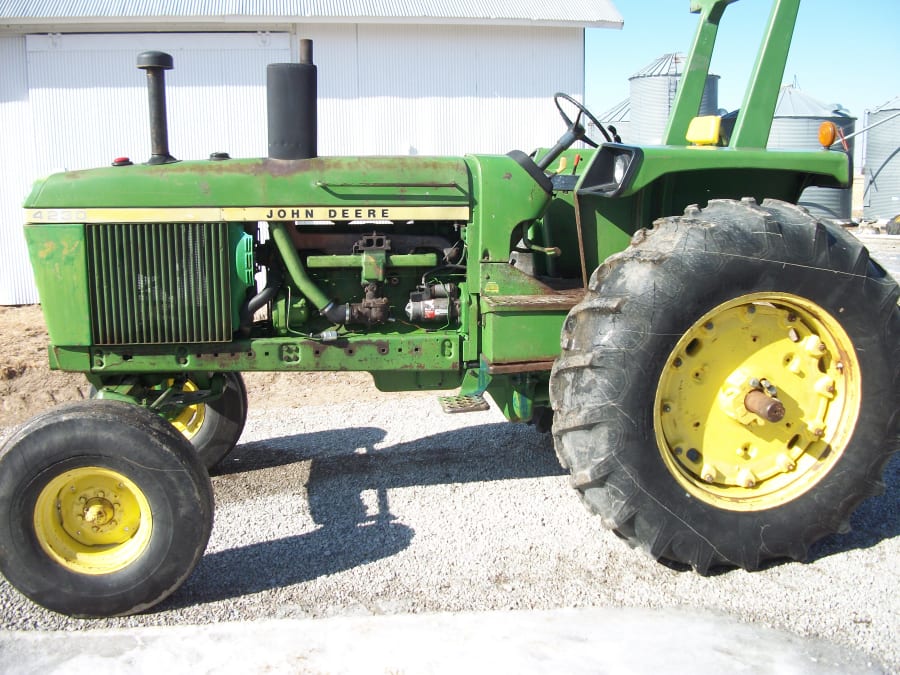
[585,0,900,122]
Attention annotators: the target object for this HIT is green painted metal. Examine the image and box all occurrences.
[730,0,802,148]
[269,221,332,312]
[76,332,460,375]
[608,146,848,197]
[306,253,437,283]
[24,223,92,346]
[21,0,853,426]
[25,156,471,209]
[664,0,737,145]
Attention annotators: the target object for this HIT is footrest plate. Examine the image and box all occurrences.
[438,394,490,414]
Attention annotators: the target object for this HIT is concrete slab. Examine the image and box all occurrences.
[0,607,883,674]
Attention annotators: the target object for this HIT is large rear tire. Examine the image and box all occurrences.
[550,198,900,572]
[0,400,214,616]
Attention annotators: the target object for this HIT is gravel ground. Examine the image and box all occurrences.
[1,395,898,671]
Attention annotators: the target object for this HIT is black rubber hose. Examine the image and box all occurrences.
[239,266,283,337]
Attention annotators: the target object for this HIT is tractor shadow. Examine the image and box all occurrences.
[161,421,563,609]
[806,449,900,563]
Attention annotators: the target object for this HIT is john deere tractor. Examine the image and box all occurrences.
[2,0,898,617]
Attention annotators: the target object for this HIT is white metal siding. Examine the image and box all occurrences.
[2,26,583,304]
[347,24,583,156]
[26,32,292,170]
[0,36,36,304]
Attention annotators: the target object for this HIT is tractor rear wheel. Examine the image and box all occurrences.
[0,400,214,616]
[550,198,900,572]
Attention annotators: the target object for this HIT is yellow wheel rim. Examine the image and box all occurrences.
[654,292,861,511]
[168,379,206,440]
[33,467,153,575]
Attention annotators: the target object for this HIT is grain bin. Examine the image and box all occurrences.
[768,85,855,221]
[590,98,630,143]
[863,95,900,221]
[629,53,719,145]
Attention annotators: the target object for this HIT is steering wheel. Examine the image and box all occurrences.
[553,93,612,146]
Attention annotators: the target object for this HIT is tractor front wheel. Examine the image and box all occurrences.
[0,400,214,616]
[168,372,248,470]
[551,198,900,572]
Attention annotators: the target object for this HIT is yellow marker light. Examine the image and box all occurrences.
[818,121,837,149]
[686,116,722,146]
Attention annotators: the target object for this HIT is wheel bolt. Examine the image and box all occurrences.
[737,469,757,489]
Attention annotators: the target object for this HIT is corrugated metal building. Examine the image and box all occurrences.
[628,53,719,145]
[768,84,855,222]
[0,0,623,304]
[863,95,900,221]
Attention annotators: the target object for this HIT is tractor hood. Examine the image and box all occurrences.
[24,155,473,222]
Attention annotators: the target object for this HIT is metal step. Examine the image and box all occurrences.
[438,393,490,414]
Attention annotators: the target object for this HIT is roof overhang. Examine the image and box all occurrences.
[0,0,623,31]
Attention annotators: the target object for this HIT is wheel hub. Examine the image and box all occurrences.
[33,467,153,574]
[82,497,116,527]
[654,292,860,510]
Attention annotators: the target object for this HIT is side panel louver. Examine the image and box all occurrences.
[87,222,232,345]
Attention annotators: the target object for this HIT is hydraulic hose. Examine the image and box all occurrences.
[269,221,348,324]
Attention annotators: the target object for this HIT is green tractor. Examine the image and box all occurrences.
[2,0,898,617]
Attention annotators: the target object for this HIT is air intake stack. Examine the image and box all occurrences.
[267,39,318,160]
[136,51,177,164]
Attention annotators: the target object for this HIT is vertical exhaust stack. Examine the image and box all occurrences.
[267,39,317,160]
[136,51,177,164]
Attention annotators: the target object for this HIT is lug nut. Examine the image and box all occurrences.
[737,469,757,488]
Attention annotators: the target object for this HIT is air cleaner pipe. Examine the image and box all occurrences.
[267,39,317,160]
[269,222,348,324]
[136,51,177,164]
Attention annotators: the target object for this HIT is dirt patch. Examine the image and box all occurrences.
[0,305,412,429]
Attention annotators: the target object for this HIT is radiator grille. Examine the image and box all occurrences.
[87,222,233,345]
